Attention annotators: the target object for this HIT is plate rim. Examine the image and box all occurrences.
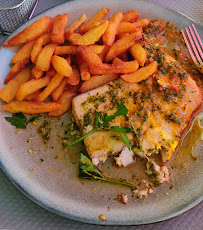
[0,0,202,225]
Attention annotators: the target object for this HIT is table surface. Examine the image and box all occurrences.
[0,0,202,229]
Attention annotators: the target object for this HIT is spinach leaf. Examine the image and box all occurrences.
[79,154,134,188]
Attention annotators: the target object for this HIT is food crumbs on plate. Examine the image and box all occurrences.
[99,214,106,222]
[117,194,128,204]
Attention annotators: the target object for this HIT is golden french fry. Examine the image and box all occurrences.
[46,68,56,77]
[116,32,129,39]
[90,60,139,75]
[132,19,150,28]
[36,43,58,71]
[65,14,87,37]
[78,45,102,69]
[67,66,80,85]
[11,40,35,63]
[1,101,60,114]
[36,73,64,102]
[79,8,109,34]
[51,55,73,77]
[3,16,53,47]
[102,12,123,46]
[112,57,123,64]
[79,74,119,93]
[105,31,143,62]
[76,55,90,81]
[120,61,158,83]
[51,14,69,44]
[16,74,51,101]
[89,45,105,54]
[24,89,41,101]
[0,68,31,103]
[48,91,77,117]
[32,66,44,79]
[31,32,51,63]
[68,21,108,46]
[117,22,137,34]
[129,43,146,66]
[4,59,30,84]
[122,10,139,22]
[50,77,68,101]
[54,46,78,55]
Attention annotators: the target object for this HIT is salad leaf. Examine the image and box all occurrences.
[5,112,40,129]
[79,154,135,188]
[5,113,27,129]
[67,101,132,149]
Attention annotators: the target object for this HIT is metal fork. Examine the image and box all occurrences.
[181,24,203,73]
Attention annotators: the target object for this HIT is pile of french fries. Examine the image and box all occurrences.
[0,9,158,116]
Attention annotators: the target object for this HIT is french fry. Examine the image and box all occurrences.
[122,10,139,22]
[102,12,123,46]
[46,68,56,77]
[68,21,108,46]
[4,58,30,84]
[117,22,137,34]
[51,14,69,44]
[31,33,51,63]
[3,16,53,47]
[79,8,109,34]
[66,55,72,65]
[54,46,78,55]
[112,57,123,64]
[48,91,77,117]
[0,68,31,103]
[89,45,105,54]
[105,31,143,62]
[1,101,60,114]
[129,43,146,66]
[79,74,119,93]
[50,77,67,101]
[65,83,80,93]
[116,32,129,39]
[32,66,44,79]
[132,19,150,28]
[11,40,35,63]
[120,61,158,83]
[90,60,139,75]
[99,46,110,61]
[51,55,73,77]
[16,74,51,101]
[55,45,105,56]
[65,14,87,37]
[24,89,41,101]
[76,55,90,81]
[67,66,80,85]
[78,45,102,68]
[36,73,64,102]
[36,43,58,71]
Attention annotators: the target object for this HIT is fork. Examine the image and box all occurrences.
[181,24,203,73]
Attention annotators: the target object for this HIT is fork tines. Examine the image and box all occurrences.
[181,24,203,73]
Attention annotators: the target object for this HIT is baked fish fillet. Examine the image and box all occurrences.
[72,53,202,163]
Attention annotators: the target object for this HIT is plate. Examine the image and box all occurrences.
[0,0,202,225]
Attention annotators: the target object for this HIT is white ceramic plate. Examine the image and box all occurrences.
[0,0,202,225]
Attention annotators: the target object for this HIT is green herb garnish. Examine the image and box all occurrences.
[67,101,134,150]
[79,153,134,188]
[5,113,40,129]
